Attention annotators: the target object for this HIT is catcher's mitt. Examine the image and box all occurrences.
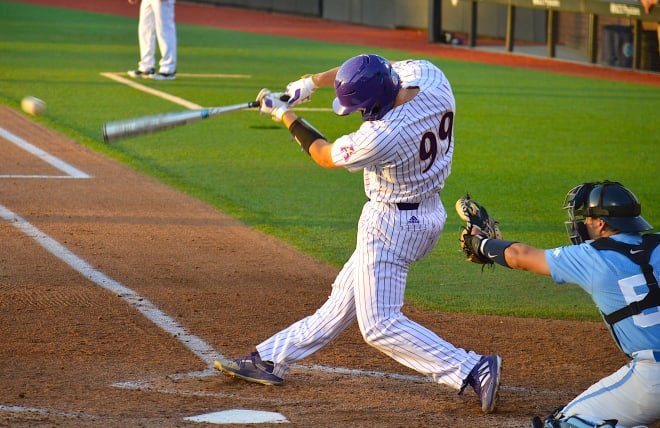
[455,193,502,264]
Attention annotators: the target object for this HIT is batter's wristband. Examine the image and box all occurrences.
[479,238,517,268]
[301,74,318,88]
[287,117,325,155]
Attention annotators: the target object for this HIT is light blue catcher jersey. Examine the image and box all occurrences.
[545,233,660,356]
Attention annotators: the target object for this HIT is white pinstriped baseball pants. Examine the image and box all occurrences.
[137,0,177,74]
[257,195,481,389]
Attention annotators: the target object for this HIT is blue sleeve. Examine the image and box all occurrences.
[544,244,600,294]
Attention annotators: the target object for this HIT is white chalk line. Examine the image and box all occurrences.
[112,366,567,398]
[100,71,332,112]
[0,175,458,399]
[0,195,566,425]
[1,105,431,396]
[175,72,252,78]
[100,72,203,110]
[1,85,556,425]
[0,203,224,368]
[0,127,92,179]
[0,200,565,403]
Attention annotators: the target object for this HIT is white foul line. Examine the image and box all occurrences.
[100,71,332,112]
[0,127,91,179]
[0,191,569,411]
[100,72,203,109]
[0,203,224,368]
[0,121,432,388]
[175,73,252,78]
[0,199,434,389]
[1,82,424,391]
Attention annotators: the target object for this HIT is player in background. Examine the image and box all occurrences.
[127,0,177,80]
[462,181,660,427]
[216,54,502,413]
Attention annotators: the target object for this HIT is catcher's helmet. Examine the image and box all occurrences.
[563,180,653,244]
[332,54,400,121]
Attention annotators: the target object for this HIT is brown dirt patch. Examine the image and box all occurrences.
[2,2,659,427]
[0,96,644,428]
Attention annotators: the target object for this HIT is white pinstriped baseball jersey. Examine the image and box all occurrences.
[257,59,483,390]
[331,59,455,204]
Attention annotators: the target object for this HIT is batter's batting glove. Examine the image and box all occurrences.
[257,88,290,122]
[284,75,317,106]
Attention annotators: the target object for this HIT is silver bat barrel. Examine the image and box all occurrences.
[103,110,207,143]
[102,101,259,143]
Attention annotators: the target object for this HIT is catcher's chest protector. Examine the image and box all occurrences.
[590,234,660,326]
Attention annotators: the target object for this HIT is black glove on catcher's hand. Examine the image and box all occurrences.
[455,193,502,264]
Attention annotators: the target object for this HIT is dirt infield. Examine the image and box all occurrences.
[0,106,632,427]
[2,2,658,427]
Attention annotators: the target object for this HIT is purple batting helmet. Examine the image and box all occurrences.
[333,54,400,121]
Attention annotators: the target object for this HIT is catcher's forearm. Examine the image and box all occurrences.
[479,238,518,268]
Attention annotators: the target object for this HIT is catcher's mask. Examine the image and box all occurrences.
[563,180,653,244]
[332,54,400,121]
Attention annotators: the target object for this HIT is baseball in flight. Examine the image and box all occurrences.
[21,96,47,116]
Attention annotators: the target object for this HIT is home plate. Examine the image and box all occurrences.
[184,409,289,424]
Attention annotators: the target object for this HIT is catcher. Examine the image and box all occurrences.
[456,182,660,428]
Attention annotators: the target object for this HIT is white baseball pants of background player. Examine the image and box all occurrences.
[256,195,483,390]
[137,0,177,75]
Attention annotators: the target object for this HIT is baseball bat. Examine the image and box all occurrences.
[103,101,259,143]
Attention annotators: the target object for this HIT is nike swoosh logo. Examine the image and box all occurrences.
[630,249,645,255]
[487,252,498,259]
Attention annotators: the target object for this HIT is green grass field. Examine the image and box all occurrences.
[2,1,659,321]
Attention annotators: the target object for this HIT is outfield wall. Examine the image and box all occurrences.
[186,0,548,41]
[185,0,634,42]
[187,0,658,69]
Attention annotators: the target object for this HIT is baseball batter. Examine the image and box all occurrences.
[127,0,177,80]
[461,181,660,428]
[216,54,502,413]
